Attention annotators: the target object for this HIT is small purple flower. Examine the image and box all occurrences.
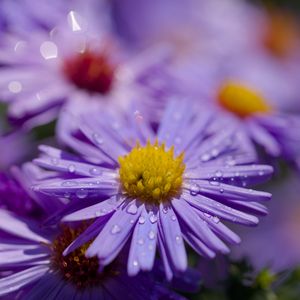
[0,7,177,128]
[34,100,273,279]
[0,209,184,299]
[199,73,300,169]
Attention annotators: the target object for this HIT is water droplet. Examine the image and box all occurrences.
[68,164,75,173]
[190,183,200,196]
[138,216,146,224]
[200,153,210,162]
[137,238,144,245]
[111,225,121,234]
[40,41,58,60]
[258,171,264,176]
[130,219,135,224]
[175,235,183,244]
[149,214,157,224]
[62,181,78,187]
[127,204,138,215]
[76,189,88,199]
[92,133,104,145]
[209,180,220,186]
[215,170,223,178]
[148,230,155,240]
[171,215,177,221]
[8,81,22,93]
[51,158,59,165]
[213,216,220,224]
[219,188,224,193]
[89,167,102,176]
[133,260,139,267]
[162,207,168,214]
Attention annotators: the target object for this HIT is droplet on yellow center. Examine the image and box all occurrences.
[217,81,272,118]
[118,140,185,204]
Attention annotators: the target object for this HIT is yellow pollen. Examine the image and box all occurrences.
[118,140,185,204]
[217,81,272,118]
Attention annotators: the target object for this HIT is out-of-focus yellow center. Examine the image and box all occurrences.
[217,81,272,118]
[263,11,298,58]
[118,141,185,204]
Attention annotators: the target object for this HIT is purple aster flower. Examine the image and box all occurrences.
[193,63,300,170]
[0,209,185,299]
[0,5,177,129]
[33,100,273,279]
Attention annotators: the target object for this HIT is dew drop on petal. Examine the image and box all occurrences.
[89,167,102,176]
[209,180,220,186]
[76,189,88,199]
[8,81,22,93]
[148,230,155,240]
[127,204,138,215]
[138,216,146,224]
[137,238,144,245]
[40,41,58,60]
[51,158,59,165]
[213,216,220,224]
[62,181,78,187]
[68,164,76,173]
[149,214,158,224]
[111,225,121,234]
[190,183,200,196]
[133,260,139,267]
[175,235,183,244]
[171,215,177,221]
[92,133,104,145]
[215,170,223,178]
[200,153,210,162]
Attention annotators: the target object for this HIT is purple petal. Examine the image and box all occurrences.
[0,265,49,296]
[172,198,230,254]
[128,205,157,275]
[158,204,187,272]
[0,210,49,243]
[86,201,142,266]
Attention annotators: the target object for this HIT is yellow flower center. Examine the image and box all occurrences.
[217,81,272,118]
[118,141,185,204]
[263,11,298,58]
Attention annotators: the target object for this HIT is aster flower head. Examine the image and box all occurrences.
[34,100,273,279]
[0,210,182,299]
[0,5,177,129]
[202,63,300,170]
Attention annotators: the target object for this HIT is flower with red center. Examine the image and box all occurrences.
[63,49,116,95]
[0,9,178,129]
